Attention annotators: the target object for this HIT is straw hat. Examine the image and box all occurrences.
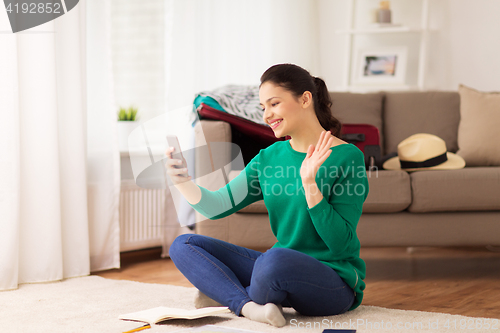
[383,133,466,171]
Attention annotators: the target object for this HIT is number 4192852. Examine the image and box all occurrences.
[5,2,62,14]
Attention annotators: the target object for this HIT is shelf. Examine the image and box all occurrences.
[335,26,423,34]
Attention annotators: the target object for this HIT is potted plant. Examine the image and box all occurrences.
[117,106,139,152]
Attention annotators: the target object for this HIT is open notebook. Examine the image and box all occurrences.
[119,306,231,325]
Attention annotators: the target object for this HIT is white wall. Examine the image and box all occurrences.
[110,0,165,123]
[318,0,500,91]
[438,0,500,91]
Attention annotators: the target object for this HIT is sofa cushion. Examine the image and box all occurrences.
[235,200,268,213]
[456,84,500,166]
[329,92,385,154]
[363,170,412,213]
[408,167,500,213]
[383,91,460,156]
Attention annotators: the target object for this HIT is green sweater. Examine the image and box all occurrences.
[188,140,368,310]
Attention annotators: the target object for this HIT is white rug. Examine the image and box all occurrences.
[0,276,496,333]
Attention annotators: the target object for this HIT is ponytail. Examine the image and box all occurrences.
[313,77,342,138]
[260,63,343,138]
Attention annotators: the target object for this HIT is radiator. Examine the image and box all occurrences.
[119,179,165,252]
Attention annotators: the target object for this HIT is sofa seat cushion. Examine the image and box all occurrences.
[236,200,268,213]
[363,170,412,213]
[408,167,500,213]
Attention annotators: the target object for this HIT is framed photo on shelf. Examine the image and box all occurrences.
[351,47,408,85]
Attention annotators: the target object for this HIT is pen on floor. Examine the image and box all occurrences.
[122,323,151,333]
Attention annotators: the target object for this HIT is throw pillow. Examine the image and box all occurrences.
[456,84,500,166]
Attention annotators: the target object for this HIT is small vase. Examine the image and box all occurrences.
[377,8,392,23]
[377,1,392,24]
[117,121,139,152]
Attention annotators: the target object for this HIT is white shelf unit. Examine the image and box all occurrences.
[336,0,430,92]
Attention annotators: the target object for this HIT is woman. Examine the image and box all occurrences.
[165,63,368,327]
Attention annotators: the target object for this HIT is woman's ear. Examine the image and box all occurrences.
[301,91,313,109]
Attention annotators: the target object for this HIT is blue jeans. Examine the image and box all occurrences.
[169,234,355,317]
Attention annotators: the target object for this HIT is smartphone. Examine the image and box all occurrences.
[166,135,186,170]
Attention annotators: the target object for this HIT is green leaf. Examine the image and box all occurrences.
[118,107,127,121]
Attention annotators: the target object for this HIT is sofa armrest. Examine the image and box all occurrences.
[192,120,235,224]
[194,119,232,187]
[194,119,232,144]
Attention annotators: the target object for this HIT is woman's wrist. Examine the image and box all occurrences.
[302,179,323,209]
[175,179,202,205]
[301,177,316,186]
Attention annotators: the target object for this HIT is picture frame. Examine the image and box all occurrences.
[351,47,408,85]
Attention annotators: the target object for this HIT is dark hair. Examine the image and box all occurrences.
[259,63,342,138]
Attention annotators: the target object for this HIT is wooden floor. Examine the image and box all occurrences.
[95,245,500,319]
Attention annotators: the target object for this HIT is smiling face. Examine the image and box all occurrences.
[259,81,312,138]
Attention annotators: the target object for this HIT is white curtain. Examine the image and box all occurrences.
[0,0,120,291]
[86,0,121,271]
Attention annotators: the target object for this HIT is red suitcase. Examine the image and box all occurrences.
[340,124,382,170]
[196,103,287,145]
